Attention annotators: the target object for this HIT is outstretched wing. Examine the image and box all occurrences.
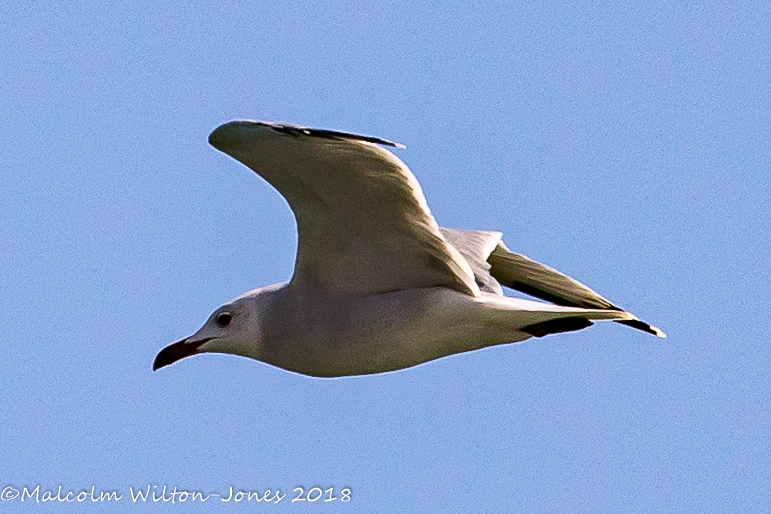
[208,120,480,297]
[488,240,665,337]
[440,228,665,337]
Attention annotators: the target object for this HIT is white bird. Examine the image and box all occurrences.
[154,120,665,377]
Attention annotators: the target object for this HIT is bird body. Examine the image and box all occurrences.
[154,120,664,377]
[199,283,629,377]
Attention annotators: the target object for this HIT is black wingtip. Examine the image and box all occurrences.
[211,120,406,149]
[615,319,667,338]
[521,317,594,337]
[273,124,405,148]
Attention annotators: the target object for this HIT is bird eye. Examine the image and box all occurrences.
[215,312,232,327]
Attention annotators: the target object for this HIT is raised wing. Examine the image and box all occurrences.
[208,120,480,297]
[440,227,504,295]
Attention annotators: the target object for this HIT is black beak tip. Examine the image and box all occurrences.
[153,338,203,372]
[152,353,169,372]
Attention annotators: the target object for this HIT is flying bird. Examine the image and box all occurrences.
[154,120,664,377]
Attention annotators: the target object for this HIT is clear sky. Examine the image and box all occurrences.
[2,1,769,512]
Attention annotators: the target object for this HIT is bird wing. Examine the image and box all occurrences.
[440,227,505,295]
[438,227,664,337]
[487,240,666,337]
[208,120,480,297]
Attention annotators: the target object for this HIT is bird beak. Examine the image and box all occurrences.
[153,337,212,371]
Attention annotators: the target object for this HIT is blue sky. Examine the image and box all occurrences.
[2,1,769,512]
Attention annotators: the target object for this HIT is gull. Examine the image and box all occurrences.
[153,120,665,377]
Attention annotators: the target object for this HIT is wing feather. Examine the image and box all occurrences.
[488,240,666,337]
[208,120,480,297]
